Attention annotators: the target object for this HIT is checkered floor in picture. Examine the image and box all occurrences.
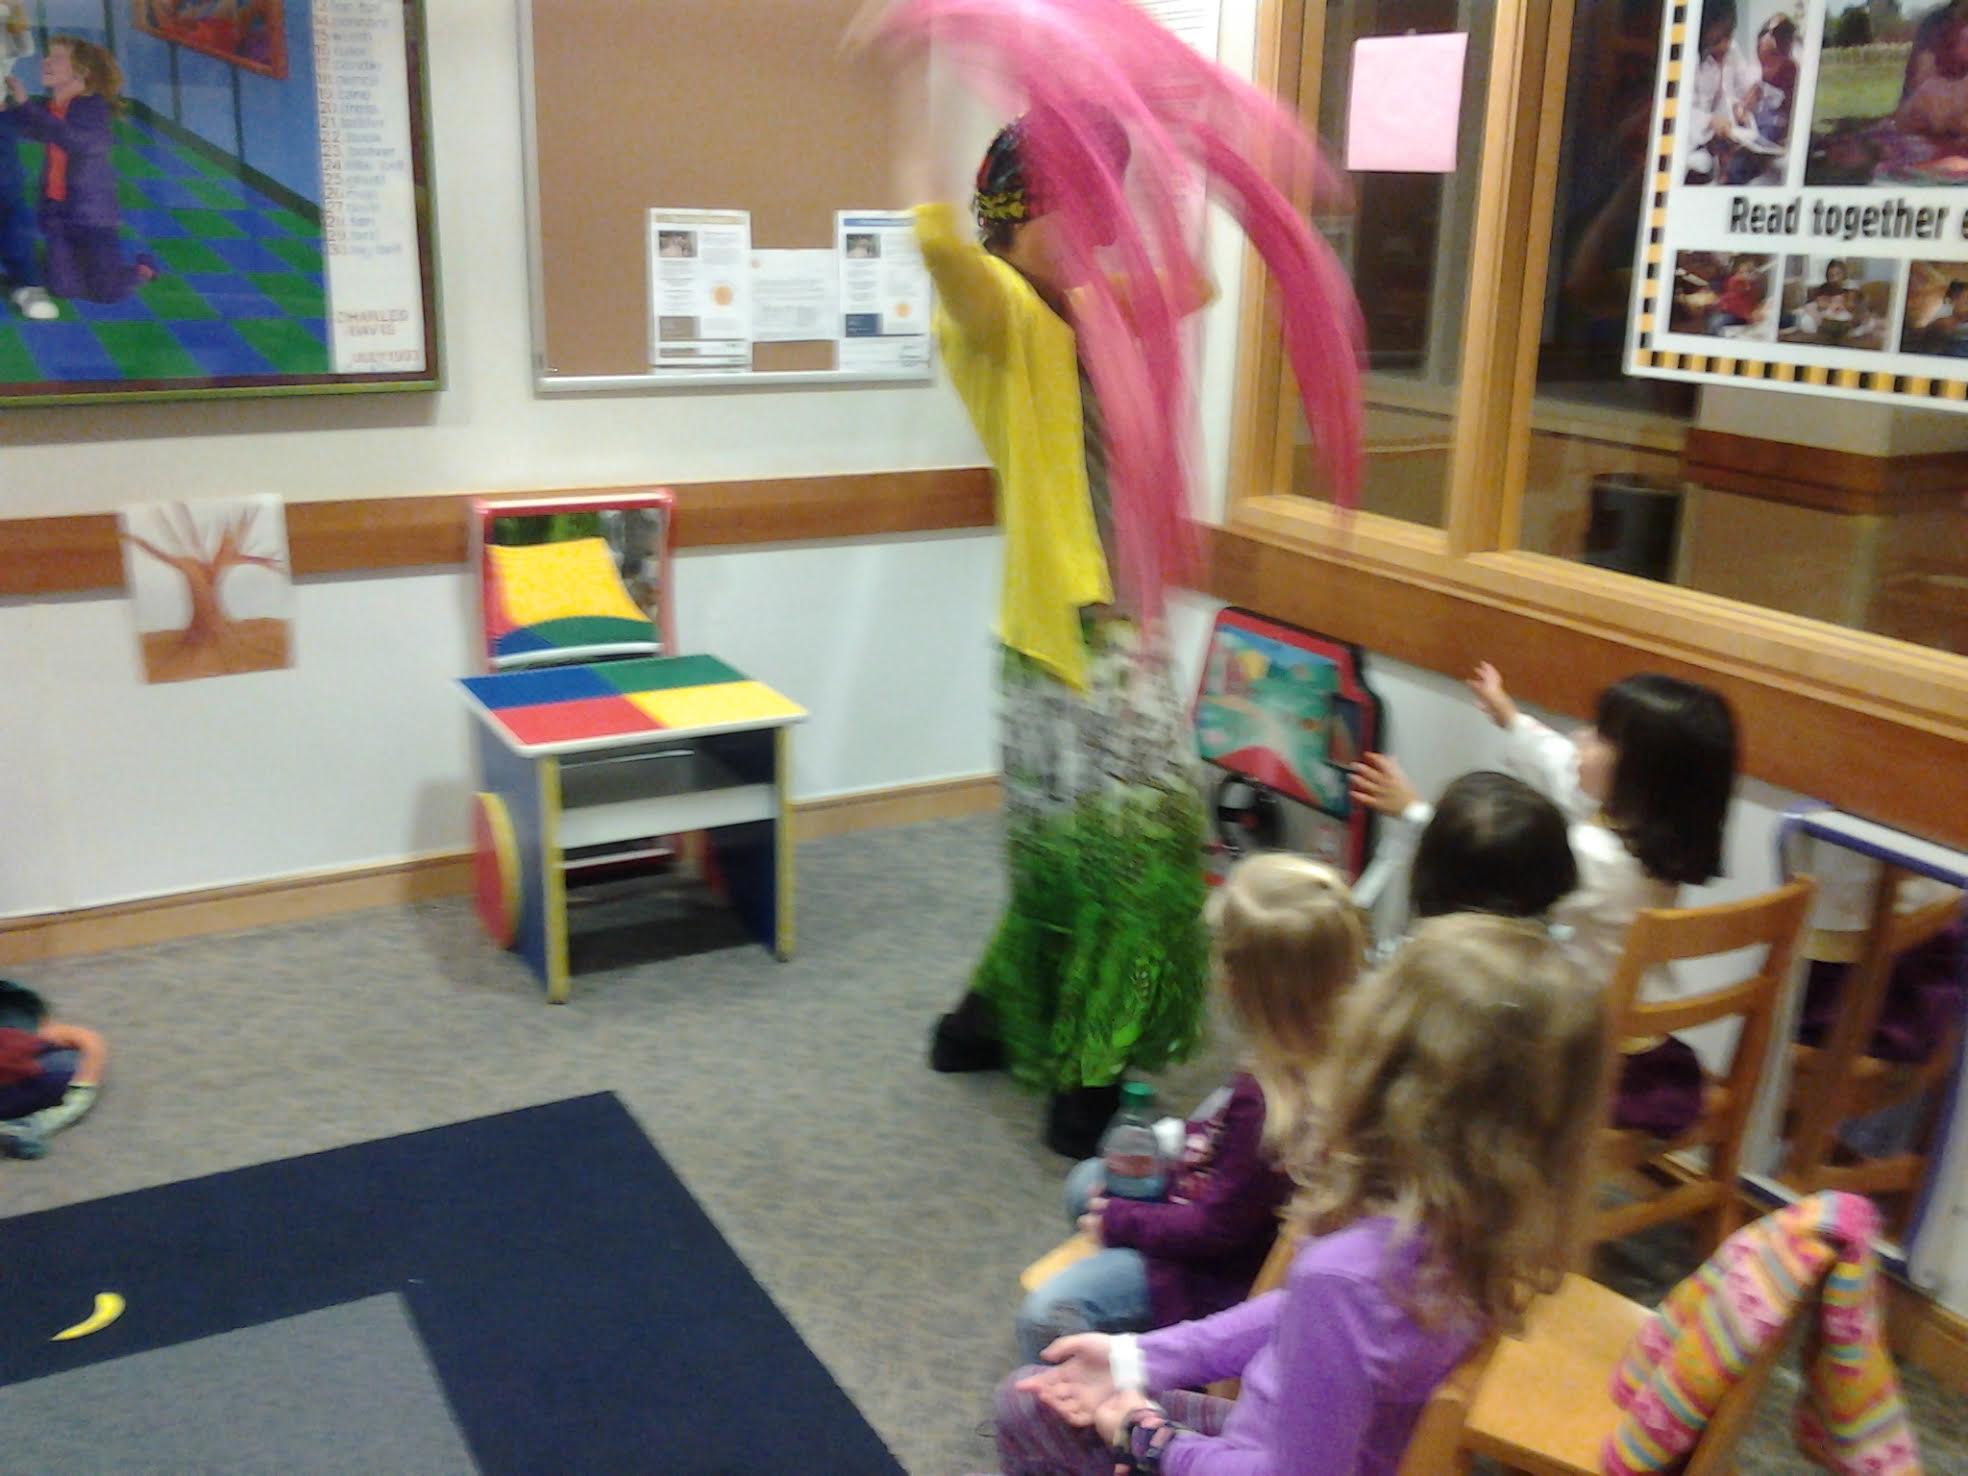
[1,110,326,383]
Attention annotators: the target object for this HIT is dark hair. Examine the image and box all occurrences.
[1701,1,1738,41]
[973,105,1131,253]
[1411,772,1578,921]
[1596,674,1737,884]
[1761,15,1796,50]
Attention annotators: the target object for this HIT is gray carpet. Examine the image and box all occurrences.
[0,1296,477,1475]
[8,815,1966,1474]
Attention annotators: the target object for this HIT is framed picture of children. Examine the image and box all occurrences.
[0,0,436,405]
[1669,250,1779,340]
[1631,3,1968,407]
[1899,259,1968,356]
[1684,0,1802,186]
[1778,255,1896,349]
[1809,0,1968,184]
[133,2,287,81]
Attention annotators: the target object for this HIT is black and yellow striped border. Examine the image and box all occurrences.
[1629,2,1968,404]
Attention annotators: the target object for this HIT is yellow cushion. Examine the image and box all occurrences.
[488,538,648,628]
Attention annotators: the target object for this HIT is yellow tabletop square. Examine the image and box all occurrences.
[627,680,806,731]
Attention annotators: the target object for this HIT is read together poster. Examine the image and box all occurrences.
[1628,0,1968,406]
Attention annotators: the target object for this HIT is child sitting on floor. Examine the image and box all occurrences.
[1016,852,1364,1362]
[991,912,1609,1476]
[0,977,105,1159]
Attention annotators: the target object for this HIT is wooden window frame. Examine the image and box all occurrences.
[1222,0,1968,846]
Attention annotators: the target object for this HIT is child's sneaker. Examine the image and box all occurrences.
[0,1124,47,1159]
[10,286,57,321]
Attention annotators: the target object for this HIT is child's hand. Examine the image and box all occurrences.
[1094,1391,1161,1444]
[5,74,25,106]
[1349,753,1419,817]
[1077,1197,1107,1243]
[1017,1334,1119,1425]
[1467,661,1518,728]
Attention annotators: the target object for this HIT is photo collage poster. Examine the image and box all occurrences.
[0,1,436,405]
[1628,0,1968,407]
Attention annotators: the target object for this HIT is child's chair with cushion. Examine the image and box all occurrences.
[472,490,675,671]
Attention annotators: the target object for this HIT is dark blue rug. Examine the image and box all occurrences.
[0,1094,903,1474]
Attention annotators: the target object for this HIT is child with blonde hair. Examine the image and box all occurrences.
[1015,853,1364,1363]
[992,913,1609,1476]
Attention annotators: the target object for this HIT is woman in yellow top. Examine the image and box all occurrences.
[920,115,1210,1159]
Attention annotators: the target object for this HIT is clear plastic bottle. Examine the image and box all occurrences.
[1100,1081,1167,1202]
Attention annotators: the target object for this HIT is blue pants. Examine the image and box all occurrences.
[0,110,38,291]
[1015,1156,1151,1363]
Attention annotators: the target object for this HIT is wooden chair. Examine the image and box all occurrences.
[1393,1339,1496,1476]
[1593,879,1815,1257]
[1461,1269,1814,1476]
[1782,865,1964,1232]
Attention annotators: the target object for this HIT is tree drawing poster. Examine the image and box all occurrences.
[1628,0,1968,408]
[0,1,435,405]
[119,495,292,683]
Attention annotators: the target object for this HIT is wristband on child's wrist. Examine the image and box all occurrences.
[1113,1402,1189,1473]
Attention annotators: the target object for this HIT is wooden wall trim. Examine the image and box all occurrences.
[0,468,997,597]
[1683,428,1968,515]
[1202,524,1968,848]
[0,773,1000,965]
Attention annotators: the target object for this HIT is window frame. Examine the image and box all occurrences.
[1223,0,1968,846]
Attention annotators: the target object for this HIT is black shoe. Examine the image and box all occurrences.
[1043,1082,1123,1159]
[929,991,1006,1073]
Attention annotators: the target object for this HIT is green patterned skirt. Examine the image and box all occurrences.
[974,619,1210,1091]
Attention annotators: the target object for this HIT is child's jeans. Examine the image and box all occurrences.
[1014,1156,1151,1364]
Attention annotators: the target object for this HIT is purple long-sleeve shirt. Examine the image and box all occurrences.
[1130,1217,1477,1476]
[1099,1073,1291,1327]
[10,93,118,229]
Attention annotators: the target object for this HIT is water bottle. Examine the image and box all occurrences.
[1100,1081,1167,1202]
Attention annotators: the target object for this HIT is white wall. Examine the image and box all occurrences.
[0,0,1267,918]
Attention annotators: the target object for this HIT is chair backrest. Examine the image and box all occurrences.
[1247,1225,1300,1298]
[1608,879,1815,1175]
[1786,865,1963,1185]
[1392,1339,1496,1476]
[470,490,676,671]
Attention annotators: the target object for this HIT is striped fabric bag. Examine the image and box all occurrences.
[1602,1191,1921,1476]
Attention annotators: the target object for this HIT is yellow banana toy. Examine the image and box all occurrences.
[52,1292,125,1341]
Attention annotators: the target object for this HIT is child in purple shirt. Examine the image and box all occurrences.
[1017,854,1365,1361]
[990,912,1610,1475]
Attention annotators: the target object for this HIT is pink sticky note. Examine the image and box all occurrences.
[1345,33,1469,174]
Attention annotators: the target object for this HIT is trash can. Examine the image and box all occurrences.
[1583,475,1684,583]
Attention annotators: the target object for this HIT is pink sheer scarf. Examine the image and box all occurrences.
[875,0,1364,616]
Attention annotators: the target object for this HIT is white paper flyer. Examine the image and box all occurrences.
[836,212,931,373]
[647,208,752,371]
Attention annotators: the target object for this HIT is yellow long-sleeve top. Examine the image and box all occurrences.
[913,203,1112,691]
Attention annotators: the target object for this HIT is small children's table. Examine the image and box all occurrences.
[459,655,807,1003]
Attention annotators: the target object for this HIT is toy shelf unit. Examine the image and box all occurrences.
[462,656,807,1003]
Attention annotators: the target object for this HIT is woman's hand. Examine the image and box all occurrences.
[1349,753,1419,817]
[1015,1333,1119,1426]
[841,0,897,56]
[1467,661,1518,729]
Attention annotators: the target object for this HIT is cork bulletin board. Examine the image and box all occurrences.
[519,0,929,389]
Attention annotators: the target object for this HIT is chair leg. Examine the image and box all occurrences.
[1697,1197,1745,1261]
